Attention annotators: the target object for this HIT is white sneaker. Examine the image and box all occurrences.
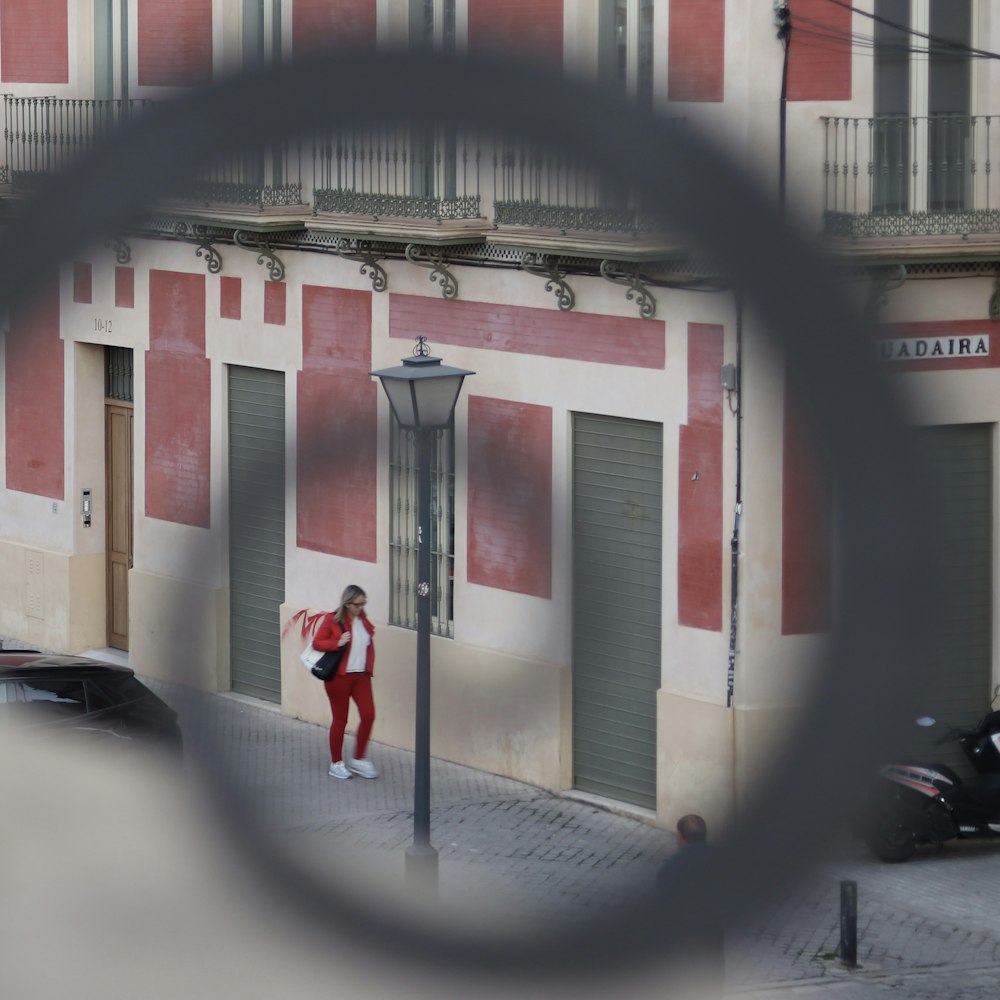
[347,757,379,779]
[328,760,352,779]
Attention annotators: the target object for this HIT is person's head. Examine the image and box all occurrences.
[676,813,707,848]
[336,584,367,624]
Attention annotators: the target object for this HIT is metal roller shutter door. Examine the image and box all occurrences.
[903,424,992,778]
[229,367,286,702]
[572,414,663,809]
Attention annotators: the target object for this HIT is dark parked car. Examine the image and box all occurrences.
[0,651,182,757]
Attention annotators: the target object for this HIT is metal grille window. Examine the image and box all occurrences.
[105,346,133,401]
[389,414,455,638]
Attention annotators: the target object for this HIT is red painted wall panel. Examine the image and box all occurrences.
[292,0,376,54]
[390,295,665,369]
[5,275,63,497]
[296,373,377,561]
[668,0,724,103]
[467,396,552,599]
[678,324,723,631]
[678,424,722,631]
[73,262,92,305]
[264,281,286,326]
[468,0,563,64]
[686,323,724,427]
[0,0,68,83]
[115,267,135,309]
[220,276,241,320]
[303,285,372,376]
[781,381,831,634]
[297,284,376,560]
[787,0,851,102]
[137,0,212,87]
[145,270,210,528]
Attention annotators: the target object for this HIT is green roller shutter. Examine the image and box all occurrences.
[229,367,286,702]
[572,414,663,809]
[904,423,992,778]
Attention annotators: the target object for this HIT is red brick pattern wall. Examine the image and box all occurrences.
[390,295,665,369]
[678,324,724,630]
[137,0,212,87]
[145,270,211,528]
[787,0,851,101]
[668,0,724,102]
[220,276,241,319]
[73,263,92,305]
[5,274,63,497]
[468,0,563,64]
[0,0,68,83]
[115,267,135,308]
[781,380,831,634]
[292,0,376,54]
[264,282,286,326]
[467,396,552,599]
[297,285,376,560]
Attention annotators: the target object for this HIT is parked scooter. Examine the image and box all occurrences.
[862,686,1000,862]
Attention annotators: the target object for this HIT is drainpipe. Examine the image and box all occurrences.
[726,292,744,824]
[726,293,743,710]
[775,1,791,208]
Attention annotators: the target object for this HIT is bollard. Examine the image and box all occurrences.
[840,880,858,967]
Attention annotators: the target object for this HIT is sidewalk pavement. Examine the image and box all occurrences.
[17,644,1000,998]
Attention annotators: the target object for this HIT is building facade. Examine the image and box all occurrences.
[0,0,997,829]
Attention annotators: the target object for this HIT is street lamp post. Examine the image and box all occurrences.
[371,337,474,897]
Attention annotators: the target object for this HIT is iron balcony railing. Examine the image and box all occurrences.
[311,125,481,222]
[2,94,304,209]
[1,94,662,240]
[3,95,153,189]
[822,113,1000,239]
[493,139,659,237]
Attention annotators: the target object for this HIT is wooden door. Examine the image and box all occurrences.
[105,402,133,650]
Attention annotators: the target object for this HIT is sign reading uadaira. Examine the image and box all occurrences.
[879,334,990,362]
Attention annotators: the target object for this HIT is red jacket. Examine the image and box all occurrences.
[312,612,375,677]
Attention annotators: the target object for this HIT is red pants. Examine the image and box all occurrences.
[324,672,375,762]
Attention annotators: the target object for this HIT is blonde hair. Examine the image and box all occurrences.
[335,584,367,626]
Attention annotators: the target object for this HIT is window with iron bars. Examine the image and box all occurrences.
[389,413,455,638]
[105,346,133,402]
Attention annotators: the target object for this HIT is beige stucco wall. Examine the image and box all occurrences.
[657,689,733,832]
[128,568,229,690]
[0,543,105,652]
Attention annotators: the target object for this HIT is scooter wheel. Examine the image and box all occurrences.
[864,821,916,863]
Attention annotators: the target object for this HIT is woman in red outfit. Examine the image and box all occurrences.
[312,584,378,779]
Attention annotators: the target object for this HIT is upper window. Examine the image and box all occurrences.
[873,0,971,212]
[599,0,654,106]
[410,0,456,52]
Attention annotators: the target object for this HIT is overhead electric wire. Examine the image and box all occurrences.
[820,0,1000,62]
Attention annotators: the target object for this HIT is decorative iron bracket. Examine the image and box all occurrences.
[335,238,388,292]
[174,221,222,274]
[105,236,132,265]
[599,259,657,319]
[521,252,575,311]
[234,229,285,282]
[865,264,907,321]
[405,243,458,300]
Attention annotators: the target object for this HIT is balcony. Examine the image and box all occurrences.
[821,113,1000,255]
[491,139,675,259]
[307,125,486,243]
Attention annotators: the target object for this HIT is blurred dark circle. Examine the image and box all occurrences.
[0,48,942,988]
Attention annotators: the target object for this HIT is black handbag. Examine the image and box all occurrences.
[311,646,346,681]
